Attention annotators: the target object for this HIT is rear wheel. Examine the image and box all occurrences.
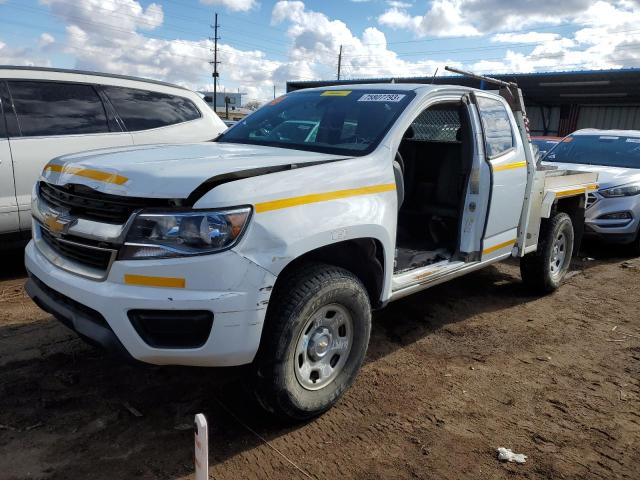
[253,263,371,421]
[521,212,574,293]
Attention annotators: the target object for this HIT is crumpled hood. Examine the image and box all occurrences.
[41,142,347,198]
[542,161,640,189]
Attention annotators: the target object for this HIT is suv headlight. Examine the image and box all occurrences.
[119,207,251,259]
[599,183,640,198]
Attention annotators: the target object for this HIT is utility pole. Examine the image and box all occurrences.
[273,85,276,99]
[209,12,220,113]
[337,44,343,81]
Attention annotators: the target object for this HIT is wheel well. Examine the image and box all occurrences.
[553,195,585,255]
[275,238,386,308]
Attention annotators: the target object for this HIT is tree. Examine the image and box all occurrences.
[244,100,263,111]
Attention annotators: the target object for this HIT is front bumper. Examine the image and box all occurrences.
[584,192,640,244]
[25,241,276,367]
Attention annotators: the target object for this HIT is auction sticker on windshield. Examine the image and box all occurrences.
[358,93,406,102]
[321,90,352,96]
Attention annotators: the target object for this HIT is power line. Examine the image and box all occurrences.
[358,20,591,47]
[343,27,640,59]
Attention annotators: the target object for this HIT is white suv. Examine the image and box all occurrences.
[0,66,226,246]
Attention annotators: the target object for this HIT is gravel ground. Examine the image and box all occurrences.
[0,243,638,480]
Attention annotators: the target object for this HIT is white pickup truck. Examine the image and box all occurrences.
[25,71,598,420]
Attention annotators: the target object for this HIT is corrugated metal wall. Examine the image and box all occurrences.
[527,105,640,135]
[526,105,561,136]
[576,106,640,130]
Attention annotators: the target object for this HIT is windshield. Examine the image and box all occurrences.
[217,89,416,156]
[545,134,640,168]
[531,138,559,158]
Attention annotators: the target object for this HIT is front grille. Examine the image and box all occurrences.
[41,227,115,271]
[39,182,180,224]
[586,192,598,209]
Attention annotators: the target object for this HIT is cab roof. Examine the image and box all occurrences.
[0,65,190,91]
[294,83,475,94]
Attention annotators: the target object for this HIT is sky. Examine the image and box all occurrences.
[0,0,639,102]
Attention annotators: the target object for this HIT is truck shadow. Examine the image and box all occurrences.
[0,245,634,479]
[0,247,27,281]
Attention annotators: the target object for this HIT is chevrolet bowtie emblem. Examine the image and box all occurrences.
[43,210,77,235]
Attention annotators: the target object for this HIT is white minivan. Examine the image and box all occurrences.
[0,66,226,246]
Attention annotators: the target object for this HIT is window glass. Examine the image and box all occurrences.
[411,106,461,142]
[103,86,201,131]
[219,90,415,157]
[476,96,514,157]
[8,81,109,137]
[545,135,640,168]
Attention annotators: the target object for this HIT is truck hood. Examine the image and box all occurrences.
[41,142,348,199]
[542,162,640,189]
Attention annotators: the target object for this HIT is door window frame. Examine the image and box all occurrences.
[101,85,203,132]
[0,81,20,137]
[473,92,516,160]
[4,78,128,138]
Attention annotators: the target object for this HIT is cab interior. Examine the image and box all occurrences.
[394,101,474,273]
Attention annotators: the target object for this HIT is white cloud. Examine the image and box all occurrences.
[199,0,257,12]
[42,0,164,36]
[30,0,282,101]
[377,0,606,37]
[2,0,639,102]
[469,1,640,75]
[379,0,479,37]
[378,8,420,32]
[386,1,412,7]
[376,0,640,74]
[0,40,51,66]
[38,33,56,49]
[272,1,454,81]
[492,32,561,43]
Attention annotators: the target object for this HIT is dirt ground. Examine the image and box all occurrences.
[0,242,638,480]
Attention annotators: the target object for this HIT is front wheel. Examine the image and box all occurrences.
[520,212,574,293]
[253,263,371,421]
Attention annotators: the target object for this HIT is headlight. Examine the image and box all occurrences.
[599,183,640,198]
[119,207,251,259]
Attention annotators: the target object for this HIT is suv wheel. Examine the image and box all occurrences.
[253,263,371,421]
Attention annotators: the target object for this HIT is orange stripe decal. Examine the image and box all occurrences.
[124,274,186,289]
[44,164,128,185]
[255,183,396,213]
[483,239,516,255]
[492,161,527,172]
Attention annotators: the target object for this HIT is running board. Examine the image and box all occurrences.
[390,253,512,302]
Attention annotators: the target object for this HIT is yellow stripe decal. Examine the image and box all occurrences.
[320,90,351,96]
[492,161,527,172]
[124,274,186,289]
[255,183,396,213]
[483,239,516,255]
[554,183,599,198]
[44,164,128,185]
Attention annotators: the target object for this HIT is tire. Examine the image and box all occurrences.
[630,228,640,257]
[253,263,372,421]
[520,212,574,293]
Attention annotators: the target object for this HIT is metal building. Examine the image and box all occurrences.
[286,68,640,136]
